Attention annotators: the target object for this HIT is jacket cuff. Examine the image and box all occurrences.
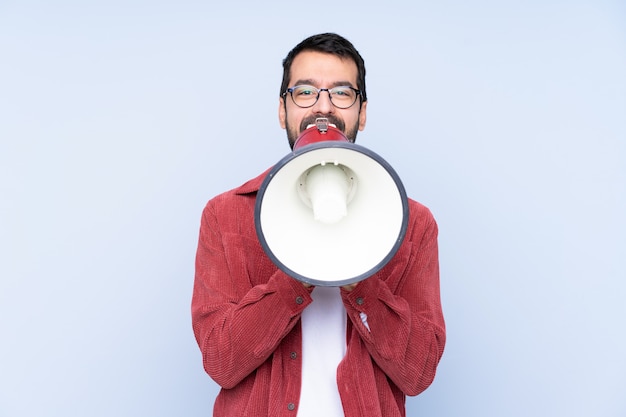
[268,270,314,314]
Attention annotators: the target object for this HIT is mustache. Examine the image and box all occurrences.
[299,115,345,133]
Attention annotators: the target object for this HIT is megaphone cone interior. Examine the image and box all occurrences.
[255,122,408,286]
[298,162,355,224]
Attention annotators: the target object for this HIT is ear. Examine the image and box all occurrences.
[358,101,367,131]
[278,97,286,129]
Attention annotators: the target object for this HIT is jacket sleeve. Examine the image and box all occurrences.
[340,202,446,396]
[191,198,312,389]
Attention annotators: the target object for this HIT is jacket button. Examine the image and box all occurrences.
[295,296,304,305]
[287,402,295,411]
[356,297,364,305]
[290,351,297,359]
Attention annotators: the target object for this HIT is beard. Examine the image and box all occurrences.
[286,114,359,149]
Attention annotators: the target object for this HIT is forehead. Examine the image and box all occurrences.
[289,51,359,87]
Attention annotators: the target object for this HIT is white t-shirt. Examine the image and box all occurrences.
[297,286,347,417]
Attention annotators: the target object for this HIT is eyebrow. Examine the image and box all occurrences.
[293,79,356,88]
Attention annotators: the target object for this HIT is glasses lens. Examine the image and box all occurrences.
[290,85,319,108]
[289,85,359,109]
[329,86,358,109]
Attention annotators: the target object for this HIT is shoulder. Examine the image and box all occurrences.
[407,198,436,222]
[205,168,272,209]
[405,197,438,240]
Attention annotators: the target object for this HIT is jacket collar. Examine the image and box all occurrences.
[234,167,273,195]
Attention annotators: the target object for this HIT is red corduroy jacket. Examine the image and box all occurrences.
[192,168,446,417]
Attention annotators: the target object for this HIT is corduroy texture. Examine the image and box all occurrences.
[191,168,446,417]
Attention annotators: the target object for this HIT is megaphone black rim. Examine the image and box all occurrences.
[254,141,409,287]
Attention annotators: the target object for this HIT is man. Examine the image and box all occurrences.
[192,33,446,417]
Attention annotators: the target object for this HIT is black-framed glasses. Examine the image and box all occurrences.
[284,85,361,109]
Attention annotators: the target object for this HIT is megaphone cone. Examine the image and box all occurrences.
[255,119,409,287]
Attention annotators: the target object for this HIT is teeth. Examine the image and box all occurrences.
[306,123,337,129]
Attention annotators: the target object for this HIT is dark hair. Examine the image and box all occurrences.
[280,33,367,103]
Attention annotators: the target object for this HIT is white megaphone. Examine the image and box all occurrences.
[255,118,409,287]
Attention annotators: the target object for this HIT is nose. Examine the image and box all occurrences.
[312,89,334,114]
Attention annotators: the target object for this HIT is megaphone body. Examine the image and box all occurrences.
[255,119,409,287]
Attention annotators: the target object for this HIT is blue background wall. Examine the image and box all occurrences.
[1,1,624,416]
